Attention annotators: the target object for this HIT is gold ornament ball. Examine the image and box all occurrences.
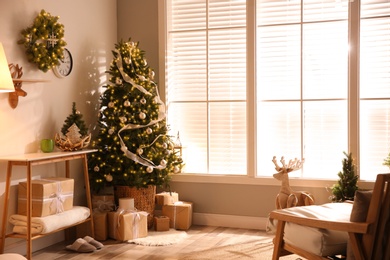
[139,112,146,120]
[105,174,113,182]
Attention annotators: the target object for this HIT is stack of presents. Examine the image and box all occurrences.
[10,176,193,243]
[92,191,193,241]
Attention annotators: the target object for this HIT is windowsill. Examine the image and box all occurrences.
[171,173,376,190]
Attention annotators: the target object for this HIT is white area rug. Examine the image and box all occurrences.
[127,229,187,246]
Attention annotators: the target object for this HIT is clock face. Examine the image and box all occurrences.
[54,48,73,78]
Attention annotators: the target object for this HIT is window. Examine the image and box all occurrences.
[359,0,390,180]
[256,0,348,178]
[165,0,247,175]
[163,0,390,181]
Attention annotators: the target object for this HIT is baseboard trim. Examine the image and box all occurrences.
[193,213,268,230]
[3,232,64,255]
[155,210,268,230]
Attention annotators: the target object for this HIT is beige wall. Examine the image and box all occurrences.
[117,0,159,83]
[0,0,116,254]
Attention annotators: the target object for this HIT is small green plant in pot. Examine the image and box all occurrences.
[330,151,359,202]
[383,152,390,169]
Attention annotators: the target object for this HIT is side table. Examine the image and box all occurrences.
[0,149,96,259]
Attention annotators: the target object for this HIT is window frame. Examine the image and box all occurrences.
[157,0,380,187]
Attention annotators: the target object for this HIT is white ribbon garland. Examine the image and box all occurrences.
[114,46,167,170]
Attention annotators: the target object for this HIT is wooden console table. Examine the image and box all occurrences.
[0,149,97,259]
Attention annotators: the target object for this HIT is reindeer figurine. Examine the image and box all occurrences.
[272,156,315,209]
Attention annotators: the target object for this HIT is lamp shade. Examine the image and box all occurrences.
[0,43,14,93]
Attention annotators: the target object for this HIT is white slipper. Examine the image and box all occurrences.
[66,238,96,253]
[84,235,104,249]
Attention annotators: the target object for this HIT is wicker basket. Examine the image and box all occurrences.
[114,185,156,228]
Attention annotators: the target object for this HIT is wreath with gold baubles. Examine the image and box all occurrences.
[18,9,67,72]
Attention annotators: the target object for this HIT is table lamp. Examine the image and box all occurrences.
[0,43,15,93]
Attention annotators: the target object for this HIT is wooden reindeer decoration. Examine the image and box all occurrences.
[8,64,26,109]
[272,156,315,209]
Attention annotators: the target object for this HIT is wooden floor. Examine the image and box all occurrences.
[31,225,275,259]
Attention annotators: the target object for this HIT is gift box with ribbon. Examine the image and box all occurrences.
[155,191,179,205]
[17,177,74,217]
[107,209,148,241]
[162,201,192,230]
[92,194,116,212]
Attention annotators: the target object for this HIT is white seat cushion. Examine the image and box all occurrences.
[0,254,27,260]
[267,202,353,256]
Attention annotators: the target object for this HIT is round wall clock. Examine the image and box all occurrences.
[53,48,73,78]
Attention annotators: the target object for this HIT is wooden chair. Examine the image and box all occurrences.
[269,173,390,260]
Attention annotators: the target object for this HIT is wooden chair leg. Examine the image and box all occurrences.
[272,220,286,260]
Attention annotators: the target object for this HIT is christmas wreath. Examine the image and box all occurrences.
[18,9,67,72]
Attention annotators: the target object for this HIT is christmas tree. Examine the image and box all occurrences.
[330,152,359,202]
[88,39,183,193]
[61,102,88,136]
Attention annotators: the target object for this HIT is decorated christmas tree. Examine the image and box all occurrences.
[330,152,359,202]
[88,39,183,193]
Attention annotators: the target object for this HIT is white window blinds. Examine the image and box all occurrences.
[256,0,349,178]
[166,0,247,174]
[359,0,390,179]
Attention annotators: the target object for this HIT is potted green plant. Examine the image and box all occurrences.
[330,152,359,202]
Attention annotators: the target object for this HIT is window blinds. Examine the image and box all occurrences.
[166,0,247,174]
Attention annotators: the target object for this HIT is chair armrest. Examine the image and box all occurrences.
[269,209,369,234]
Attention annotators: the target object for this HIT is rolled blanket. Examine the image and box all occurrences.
[9,206,90,234]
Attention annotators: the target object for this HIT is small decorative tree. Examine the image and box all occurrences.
[55,102,91,151]
[330,152,359,202]
[61,102,88,136]
[383,152,390,168]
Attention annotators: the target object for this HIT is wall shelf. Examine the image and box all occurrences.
[9,64,50,109]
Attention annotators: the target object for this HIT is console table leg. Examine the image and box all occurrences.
[26,162,32,260]
[0,162,12,254]
[82,154,94,237]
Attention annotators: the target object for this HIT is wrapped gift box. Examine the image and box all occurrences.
[92,194,115,212]
[154,216,170,231]
[155,191,179,205]
[18,177,74,217]
[75,211,108,241]
[94,211,108,241]
[162,201,192,230]
[108,210,148,241]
